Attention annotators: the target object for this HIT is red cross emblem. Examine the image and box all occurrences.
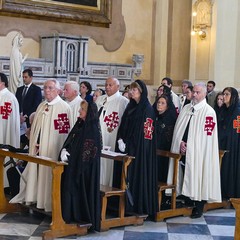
[54,113,70,134]
[144,118,154,140]
[104,111,119,131]
[204,116,216,136]
[0,102,12,120]
[233,116,240,133]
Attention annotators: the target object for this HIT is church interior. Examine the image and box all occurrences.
[0,0,240,239]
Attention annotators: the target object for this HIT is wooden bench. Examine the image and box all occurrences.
[230,198,240,240]
[0,149,91,240]
[155,150,192,221]
[100,152,147,231]
[203,150,231,212]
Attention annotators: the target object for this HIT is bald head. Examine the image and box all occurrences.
[105,77,120,96]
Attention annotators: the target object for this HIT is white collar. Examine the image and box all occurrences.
[191,98,207,111]
[45,95,62,105]
[67,95,82,106]
[24,82,32,88]
[106,91,120,101]
[0,88,8,95]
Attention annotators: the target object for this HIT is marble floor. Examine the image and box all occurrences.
[0,208,235,240]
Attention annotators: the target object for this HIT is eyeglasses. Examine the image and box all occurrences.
[223,93,231,96]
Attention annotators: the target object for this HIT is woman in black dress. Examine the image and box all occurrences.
[114,80,158,217]
[155,94,177,182]
[214,92,224,123]
[152,84,171,111]
[59,100,101,230]
[218,87,240,199]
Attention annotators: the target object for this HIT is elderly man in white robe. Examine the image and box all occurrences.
[167,82,221,218]
[11,79,72,212]
[0,72,20,189]
[63,81,83,123]
[96,77,128,186]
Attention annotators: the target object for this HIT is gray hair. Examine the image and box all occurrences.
[182,79,192,87]
[65,81,79,93]
[44,78,61,90]
[194,82,207,94]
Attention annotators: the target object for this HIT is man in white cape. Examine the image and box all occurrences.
[96,77,128,186]
[0,73,20,188]
[11,79,72,212]
[63,81,83,124]
[167,82,221,218]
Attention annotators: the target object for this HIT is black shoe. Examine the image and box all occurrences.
[177,195,194,207]
[190,207,203,219]
[176,200,184,208]
[184,198,195,207]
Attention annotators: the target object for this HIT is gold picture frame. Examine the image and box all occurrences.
[0,0,112,27]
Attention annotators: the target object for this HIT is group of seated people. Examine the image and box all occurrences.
[1,72,240,233]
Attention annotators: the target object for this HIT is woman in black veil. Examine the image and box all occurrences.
[155,94,177,182]
[218,87,240,199]
[59,100,101,231]
[114,79,158,217]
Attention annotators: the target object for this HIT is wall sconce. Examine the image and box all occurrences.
[191,14,207,40]
[191,0,213,40]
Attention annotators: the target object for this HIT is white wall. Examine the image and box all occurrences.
[190,0,240,91]
[213,0,240,90]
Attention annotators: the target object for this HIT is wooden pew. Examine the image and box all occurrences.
[100,152,147,231]
[0,149,91,240]
[155,150,192,221]
[230,198,240,240]
[203,150,231,212]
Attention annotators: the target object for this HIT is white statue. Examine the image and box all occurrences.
[9,32,28,94]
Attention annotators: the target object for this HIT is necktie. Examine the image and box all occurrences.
[98,97,107,117]
[182,107,194,142]
[22,86,28,99]
[21,86,28,111]
[181,107,195,168]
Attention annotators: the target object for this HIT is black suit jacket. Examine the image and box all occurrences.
[16,83,42,127]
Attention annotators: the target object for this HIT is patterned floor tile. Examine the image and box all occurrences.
[168,233,213,240]
[167,223,211,235]
[207,224,235,237]
[0,208,235,239]
[0,212,45,225]
[204,216,235,226]
[123,231,168,240]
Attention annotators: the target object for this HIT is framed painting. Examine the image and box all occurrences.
[0,0,112,27]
